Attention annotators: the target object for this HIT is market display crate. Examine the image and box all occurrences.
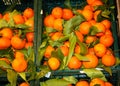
[0,0,39,86]
[36,0,120,86]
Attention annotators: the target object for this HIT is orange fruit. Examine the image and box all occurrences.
[53,18,63,31]
[84,5,93,11]
[101,54,116,67]
[87,47,95,55]
[64,41,70,47]
[68,56,82,69]
[25,18,34,30]
[93,10,101,21]
[76,9,82,14]
[12,58,27,72]
[79,21,91,35]
[82,9,93,21]
[105,29,112,35]
[74,44,81,54]
[91,0,103,7]
[19,82,30,86]
[62,8,73,20]
[3,13,10,22]
[44,14,55,27]
[51,7,63,19]
[85,35,97,44]
[83,54,98,68]
[88,20,96,25]
[44,45,55,58]
[11,35,26,49]
[94,22,106,37]
[14,51,24,59]
[13,14,25,24]
[0,37,11,50]
[26,32,34,42]
[48,57,60,70]
[105,82,113,86]
[23,7,34,19]
[0,57,10,64]
[25,42,33,49]
[101,19,111,30]
[60,45,69,56]
[86,0,96,5]
[76,80,89,86]
[94,43,107,57]
[0,13,2,19]
[100,34,114,47]
[90,78,105,86]
[51,32,63,41]
[75,30,84,42]
[0,28,13,39]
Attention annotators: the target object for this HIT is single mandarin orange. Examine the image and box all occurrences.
[53,18,63,31]
[62,8,73,20]
[23,7,34,19]
[68,56,82,69]
[51,32,63,41]
[75,30,84,42]
[51,7,63,19]
[101,19,111,30]
[13,14,25,24]
[85,35,97,44]
[48,57,60,70]
[93,10,101,21]
[90,78,105,86]
[94,43,107,57]
[60,45,69,56]
[100,34,114,47]
[83,54,98,68]
[19,82,30,86]
[105,82,113,86]
[82,9,93,21]
[44,45,55,58]
[76,80,89,86]
[79,21,91,35]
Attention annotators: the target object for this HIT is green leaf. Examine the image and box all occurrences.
[45,27,57,33]
[0,19,8,28]
[64,0,72,9]
[15,24,30,29]
[101,10,111,18]
[63,76,78,84]
[65,33,77,67]
[0,60,12,69]
[89,26,98,35]
[78,42,88,55]
[102,66,112,76]
[83,68,107,81]
[63,15,85,35]
[75,54,89,61]
[40,78,71,86]
[18,72,27,81]
[7,69,17,86]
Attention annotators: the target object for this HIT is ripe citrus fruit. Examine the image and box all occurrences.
[3,13,10,22]
[100,34,114,47]
[0,37,11,50]
[25,18,34,30]
[26,32,34,42]
[48,57,60,70]
[51,32,63,41]
[51,7,63,19]
[79,21,91,35]
[74,44,81,54]
[68,56,82,69]
[44,14,55,27]
[12,58,27,72]
[94,43,107,57]
[14,51,24,59]
[90,78,105,86]
[101,19,111,30]
[86,0,96,5]
[85,35,97,44]
[23,7,34,19]
[105,82,113,86]
[101,54,116,67]
[13,14,25,24]
[75,30,84,42]
[76,80,89,86]
[25,42,33,49]
[44,45,55,58]
[19,82,30,86]
[11,35,26,49]
[53,18,63,31]
[83,54,98,68]
[0,28,13,39]
[93,10,101,21]
[82,9,93,21]
[60,45,69,56]
[62,8,73,20]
